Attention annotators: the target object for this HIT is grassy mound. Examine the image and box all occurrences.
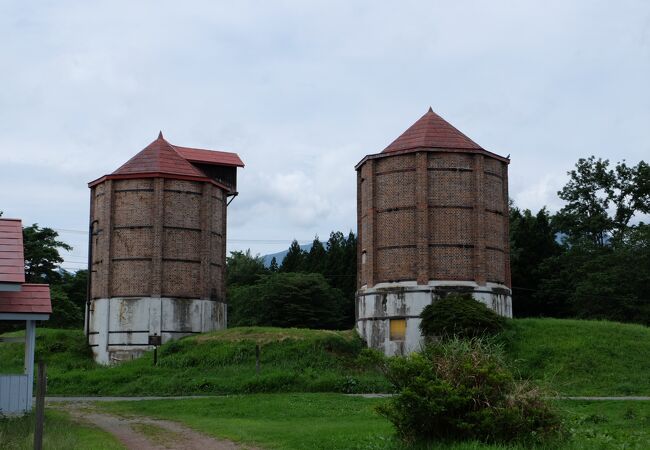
[0,327,389,396]
[1,319,649,397]
[503,318,650,396]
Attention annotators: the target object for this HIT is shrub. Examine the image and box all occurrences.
[228,272,347,329]
[376,338,565,444]
[420,293,506,339]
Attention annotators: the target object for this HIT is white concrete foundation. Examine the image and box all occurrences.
[87,297,226,364]
[356,280,512,356]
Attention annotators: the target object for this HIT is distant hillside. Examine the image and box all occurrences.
[261,243,312,267]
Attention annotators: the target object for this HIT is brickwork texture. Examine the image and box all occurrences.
[357,151,510,288]
[90,177,227,301]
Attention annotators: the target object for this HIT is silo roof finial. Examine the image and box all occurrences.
[428,106,433,113]
[158,131,164,139]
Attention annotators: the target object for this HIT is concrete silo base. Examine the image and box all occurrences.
[356,281,512,356]
[87,297,226,365]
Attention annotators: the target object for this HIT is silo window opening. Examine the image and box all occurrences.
[361,251,367,264]
[390,319,406,341]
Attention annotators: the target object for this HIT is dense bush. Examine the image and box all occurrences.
[377,338,565,444]
[228,272,347,329]
[419,293,506,339]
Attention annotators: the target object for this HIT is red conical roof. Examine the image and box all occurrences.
[112,133,206,178]
[382,107,483,153]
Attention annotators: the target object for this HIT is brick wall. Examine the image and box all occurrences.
[358,150,510,288]
[90,177,227,301]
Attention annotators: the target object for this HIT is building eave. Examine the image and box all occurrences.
[88,172,233,193]
[355,147,511,170]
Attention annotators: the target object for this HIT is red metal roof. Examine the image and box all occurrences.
[88,133,244,188]
[0,219,25,284]
[0,284,51,314]
[383,108,483,153]
[173,146,245,168]
[112,133,207,178]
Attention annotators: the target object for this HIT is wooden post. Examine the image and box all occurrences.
[34,360,46,450]
[255,344,260,375]
[153,346,158,366]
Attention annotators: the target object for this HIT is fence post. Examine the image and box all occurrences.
[255,344,260,375]
[34,360,46,450]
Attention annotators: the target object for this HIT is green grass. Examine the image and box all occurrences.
[502,318,650,396]
[100,393,650,449]
[1,319,649,396]
[98,393,424,450]
[0,328,95,375]
[0,409,124,450]
[0,327,389,396]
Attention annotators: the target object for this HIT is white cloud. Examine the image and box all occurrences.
[0,0,648,263]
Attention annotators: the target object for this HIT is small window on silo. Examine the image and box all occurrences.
[361,251,367,264]
[390,319,406,341]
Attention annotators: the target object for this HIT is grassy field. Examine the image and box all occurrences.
[502,318,650,396]
[100,393,650,449]
[0,409,124,450]
[0,318,649,396]
[0,327,389,395]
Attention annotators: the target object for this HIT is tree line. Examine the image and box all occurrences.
[3,154,649,330]
[226,232,357,329]
[510,156,650,324]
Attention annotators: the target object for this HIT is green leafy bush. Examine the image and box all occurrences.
[228,272,347,329]
[420,293,506,339]
[376,338,565,444]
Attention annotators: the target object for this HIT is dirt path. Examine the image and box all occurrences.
[59,403,260,450]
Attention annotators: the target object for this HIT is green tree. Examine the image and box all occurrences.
[228,272,346,329]
[554,156,650,246]
[269,257,279,272]
[509,205,562,317]
[546,224,650,324]
[280,240,306,272]
[305,236,326,273]
[48,285,83,328]
[532,157,650,324]
[323,231,357,327]
[226,250,268,287]
[59,269,88,313]
[22,224,71,283]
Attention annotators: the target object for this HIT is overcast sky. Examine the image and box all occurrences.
[1,1,649,270]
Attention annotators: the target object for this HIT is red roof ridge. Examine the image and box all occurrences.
[382,108,483,153]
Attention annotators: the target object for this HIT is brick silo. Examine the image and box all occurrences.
[355,108,511,355]
[86,133,243,364]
